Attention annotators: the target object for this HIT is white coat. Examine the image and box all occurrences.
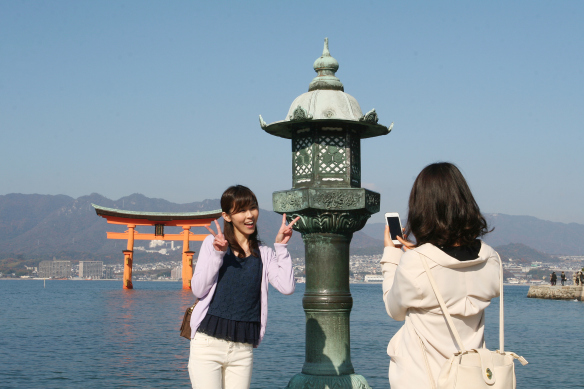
[380,241,500,389]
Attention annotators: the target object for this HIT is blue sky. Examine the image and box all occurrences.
[1,1,583,224]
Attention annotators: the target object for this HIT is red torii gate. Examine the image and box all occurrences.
[93,204,221,290]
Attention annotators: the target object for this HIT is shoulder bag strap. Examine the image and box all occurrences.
[417,250,505,353]
[417,251,467,353]
[496,253,504,353]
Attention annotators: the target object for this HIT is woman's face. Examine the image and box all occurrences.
[223,205,259,238]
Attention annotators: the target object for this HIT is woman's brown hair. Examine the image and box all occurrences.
[221,185,261,258]
[405,162,491,247]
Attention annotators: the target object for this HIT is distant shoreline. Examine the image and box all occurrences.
[0,278,535,286]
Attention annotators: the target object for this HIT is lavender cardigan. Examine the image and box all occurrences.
[189,234,295,346]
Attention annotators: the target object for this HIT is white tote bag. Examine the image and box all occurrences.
[417,252,528,389]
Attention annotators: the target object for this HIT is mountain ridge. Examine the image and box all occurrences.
[359,213,584,256]
[1,193,581,276]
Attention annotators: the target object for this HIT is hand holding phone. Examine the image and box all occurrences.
[385,213,404,246]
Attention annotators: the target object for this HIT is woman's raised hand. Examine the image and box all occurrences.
[384,225,396,248]
[206,220,229,252]
[384,226,414,251]
[396,234,414,251]
[275,213,300,244]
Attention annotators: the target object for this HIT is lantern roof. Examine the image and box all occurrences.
[92,204,222,222]
[260,38,392,139]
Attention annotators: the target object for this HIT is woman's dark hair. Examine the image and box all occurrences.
[405,162,491,247]
[221,185,261,258]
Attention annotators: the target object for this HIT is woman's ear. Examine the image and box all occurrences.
[222,212,231,223]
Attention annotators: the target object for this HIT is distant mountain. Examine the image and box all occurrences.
[483,214,584,256]
[0,193,378,272]
[2,193,580,276]
[0,193,221,256]
[360,213,584,257]
[494,243,558,263]
[0,193,222,271]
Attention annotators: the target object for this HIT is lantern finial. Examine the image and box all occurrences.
[309,38,344,92]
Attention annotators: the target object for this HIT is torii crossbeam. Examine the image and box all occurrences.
[93,204,221,290]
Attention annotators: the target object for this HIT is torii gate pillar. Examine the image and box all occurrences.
[122,249,134,290]
[122,224,136,289]
[183,251,195,289]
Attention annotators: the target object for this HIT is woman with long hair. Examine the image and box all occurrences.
[381,162,499,389]
[188,185,299,389]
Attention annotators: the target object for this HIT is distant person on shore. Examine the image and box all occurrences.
[551,271,557,286]
[579,271,584,286]
[573,272,578,285]
[561,271,566,286]
[380,162,500,389]
[187,185,299,389]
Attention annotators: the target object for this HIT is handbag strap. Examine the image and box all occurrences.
[497,253,504,352]
[418,333,437,389]
[416,250,504,353]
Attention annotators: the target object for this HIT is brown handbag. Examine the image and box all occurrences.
[180,301,198,340]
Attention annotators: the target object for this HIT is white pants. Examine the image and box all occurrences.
[188,332,254,389]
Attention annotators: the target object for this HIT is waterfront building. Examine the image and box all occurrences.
[79,261,103,279]
[171,265,182,280]
[103,266,114,279]
[364,274,384,283]
[39,260,71,279]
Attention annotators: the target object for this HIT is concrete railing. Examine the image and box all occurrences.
[527,285,584,300]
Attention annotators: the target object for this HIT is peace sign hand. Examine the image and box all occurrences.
[205,220,229,252]
[275,213,300,244]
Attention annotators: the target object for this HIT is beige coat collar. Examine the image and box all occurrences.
[413,241,492,269]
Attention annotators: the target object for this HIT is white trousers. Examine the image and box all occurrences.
[188,332,254,389]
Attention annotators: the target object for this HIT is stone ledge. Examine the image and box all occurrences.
[527,285,583,300]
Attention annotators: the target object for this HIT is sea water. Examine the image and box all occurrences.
[1,280,582,388]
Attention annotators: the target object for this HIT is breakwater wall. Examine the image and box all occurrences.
[527,285,584,300]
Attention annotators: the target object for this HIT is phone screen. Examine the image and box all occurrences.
[386,216,403,241]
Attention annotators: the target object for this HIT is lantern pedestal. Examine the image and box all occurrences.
[287,373,371,389]
[274,189,379,389]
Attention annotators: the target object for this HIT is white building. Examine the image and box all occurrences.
[39,260,71,279]
[103,266,114,279]
[171,265,182,280]
[79,261,103,279]
[364,274,384,283]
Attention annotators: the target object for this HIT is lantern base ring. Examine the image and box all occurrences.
[286,373,371,389]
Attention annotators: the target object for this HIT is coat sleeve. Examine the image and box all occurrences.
[191,234,226,299]
[264,243,295,295]
[381,247,423,321]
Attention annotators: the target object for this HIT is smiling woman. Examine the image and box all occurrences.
[187,185,300,389]
[219,186,262,258]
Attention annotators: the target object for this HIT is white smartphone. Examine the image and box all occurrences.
[385,212,404,245]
